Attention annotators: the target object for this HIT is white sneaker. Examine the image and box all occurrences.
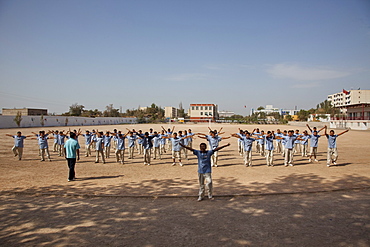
[308,159,312,162]
[180,163,183,166]
[314,159,318,162]
[284,164,288,167]
[147,163,151,166]
[289,163,294,166]
[214,164,218,167]
[333,162,337,165]
[172,163,176,166]
[197,196,203,202]
[327,164,331,167]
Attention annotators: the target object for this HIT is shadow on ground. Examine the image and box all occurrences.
[2,173,369,197]
[0,189,369,246]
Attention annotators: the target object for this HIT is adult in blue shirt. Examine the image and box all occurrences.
[325,126,349,167]
[64,132,80,182]
[180,142,230,201]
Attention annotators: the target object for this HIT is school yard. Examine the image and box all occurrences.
[0,123,369,246]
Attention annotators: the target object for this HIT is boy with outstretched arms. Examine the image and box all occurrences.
[92,131,105,164]
[232,131,256,167]
[308,130,325,162]
[6,131,33,160]
[180,142,230,201]
[325,126,349,167]
[197,130,230,167]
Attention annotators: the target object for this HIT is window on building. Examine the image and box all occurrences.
[200,112,203,115]
[209,106,212,110]
[200,106,203,110]
[204,106,208,110]
[196,106,199,110]
[209,112,212,116]
[192,106,194,110]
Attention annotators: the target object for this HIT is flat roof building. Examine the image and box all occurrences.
[328,89,370,107]
[189,104,218,122]
[2,108,48,116]
[164,106,178,119]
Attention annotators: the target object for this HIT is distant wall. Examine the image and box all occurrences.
[288,120,369,130]
[329,120,370,130]
[0,116,137,129]
[288,121,326,128]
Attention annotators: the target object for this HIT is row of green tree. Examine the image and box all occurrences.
[59,99,338,124]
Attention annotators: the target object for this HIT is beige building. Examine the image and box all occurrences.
[2,108,48,116]
[328,90,370,107]
[188,104,218,122]
[164,106,178,119]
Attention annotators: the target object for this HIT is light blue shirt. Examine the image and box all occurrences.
[193,150,214,174]
[187,133,195,143]
[83,134,92,145]
[257,135,265,145]
[326,135,338,149]
[104,136,113,146]
[206,135,222,149]
[142,136,154,149]
[13,136,26,148]
[137,134,144,144]
[283,136,297,149]
[127,135,137,147]
[159,134,167,145]
[116,137,126,150]
[64,138,80,159]
[58,135,66,145]
[309,134,321,147]
[37,135,49,149]
[170,137,182,151]
[265,136,274,151]
[300,135,310,145]
[294,133,301,144]
[53,134,59,143]
[274,133,283,142]
[241,137,255,152]
[94,136,105,151]
[153,135,161,148]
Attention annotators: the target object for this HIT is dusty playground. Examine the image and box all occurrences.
[0,123,369,246]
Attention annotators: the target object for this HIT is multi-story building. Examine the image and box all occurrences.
[328,90,370,107]
[250,105,299,117]
[327,89,370,130]
[164,106,178,119]
[2,108,48,116]
[189,104,218,122]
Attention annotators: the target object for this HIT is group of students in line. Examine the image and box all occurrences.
[6,124,348,168]
[231,124,349,167]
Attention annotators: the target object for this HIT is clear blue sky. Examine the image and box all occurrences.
[1,0,369,115]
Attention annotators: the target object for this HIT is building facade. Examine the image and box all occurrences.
[164,106,178,119]
[328,90,370,107]
[218,111,235,118]
[328,89,370,130]
[189,104,218,122]
[2,108,48,116]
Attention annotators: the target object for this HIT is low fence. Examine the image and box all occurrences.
[0,116,137,129]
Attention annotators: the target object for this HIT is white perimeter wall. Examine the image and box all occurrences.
[329,120,370,130]
[0,116,137,129]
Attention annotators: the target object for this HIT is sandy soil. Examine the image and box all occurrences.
[0,123,369,246]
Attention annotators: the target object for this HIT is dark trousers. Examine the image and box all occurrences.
[66,158,76,180]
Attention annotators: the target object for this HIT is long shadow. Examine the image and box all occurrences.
[0,174,369,246]
[77,175,124,181]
